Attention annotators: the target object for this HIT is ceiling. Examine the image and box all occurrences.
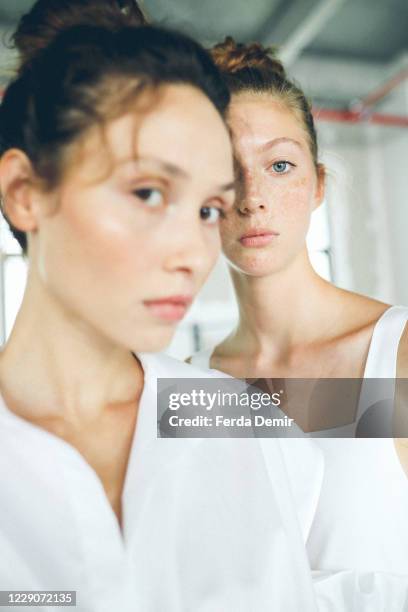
[0,0,407,109]
[1,0,407,62]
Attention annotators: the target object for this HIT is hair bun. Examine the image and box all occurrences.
[211,36,285,78]
[13,0,147,70]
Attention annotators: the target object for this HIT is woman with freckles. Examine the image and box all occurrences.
[190,37,408,592]
[0,2,338,611]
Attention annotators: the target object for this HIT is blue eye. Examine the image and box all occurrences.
[134,188,164,207]
[270,161,293,174]
[200,206,224,225]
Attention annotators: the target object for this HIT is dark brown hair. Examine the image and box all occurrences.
[0,1,230,253]
[211,36,318,166]
[13,0,148,69]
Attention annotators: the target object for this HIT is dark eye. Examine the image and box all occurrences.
[133,188,164,207]
[200,206,224,225]
[270,161,293,174]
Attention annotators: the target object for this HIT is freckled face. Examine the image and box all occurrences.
[221,93,323,276]
[32,84,235,352]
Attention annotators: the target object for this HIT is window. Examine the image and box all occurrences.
[0,216,27,344]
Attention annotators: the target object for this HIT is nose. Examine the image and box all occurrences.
[163,219,217,279]
[236,171,267,215]
[238,196,266,215]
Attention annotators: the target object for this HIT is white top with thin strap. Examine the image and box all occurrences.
[308,305,408,575]
[190,305,408,575]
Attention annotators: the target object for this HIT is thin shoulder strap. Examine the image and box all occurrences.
[363,305,408,379]
[188,348,213,370]
[355,306,408,430]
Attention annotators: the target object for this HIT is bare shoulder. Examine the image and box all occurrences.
[341,287,389,319]
[334,287,390,334]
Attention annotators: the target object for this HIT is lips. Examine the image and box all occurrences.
[239,228,279,248]
[143,295,193,322]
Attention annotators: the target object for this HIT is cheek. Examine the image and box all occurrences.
[267,176,315,219]
[207,231,222,268]
[81,214,157,273]
[39,190,158,291]
[219,215,239,250]
[194,227,222,286]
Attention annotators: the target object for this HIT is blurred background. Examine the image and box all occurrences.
[0,0,407,358]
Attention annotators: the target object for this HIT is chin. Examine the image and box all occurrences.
[126,326,175,354]
[242,266,281,277]
[228,253,285,277]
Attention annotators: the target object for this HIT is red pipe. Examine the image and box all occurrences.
[355,68,408,110]
[313,107,408,127]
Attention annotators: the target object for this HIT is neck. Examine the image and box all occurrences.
[229,249,339,357]
[0,274,143,424]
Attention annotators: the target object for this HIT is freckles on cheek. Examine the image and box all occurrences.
[220,218,239,248]
[271,177,314,219]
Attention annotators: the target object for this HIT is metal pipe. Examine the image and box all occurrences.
[280,0,346,67]
[313,107,408,127]
[352,67,408,111]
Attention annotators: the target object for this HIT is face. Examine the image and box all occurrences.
[221,93,324,276]
[29,84,235,352]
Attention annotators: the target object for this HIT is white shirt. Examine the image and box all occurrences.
[2,351,408,610]
[0,352,324,612]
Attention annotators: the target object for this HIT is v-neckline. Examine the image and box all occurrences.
[0,351,152,544]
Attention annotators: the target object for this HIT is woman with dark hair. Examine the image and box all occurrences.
[0,3,326,611]
[190,36,408,605]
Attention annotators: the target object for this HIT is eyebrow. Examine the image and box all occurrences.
[219,181,236,193]
[117,156,188,178]
[258,137,303,152]
[117,156,235,193]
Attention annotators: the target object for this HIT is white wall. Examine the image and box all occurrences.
[317,71,408,305]
[379,76,408,304]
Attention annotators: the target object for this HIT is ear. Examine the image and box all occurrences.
[313,163,326,210]
[0,149,40,235]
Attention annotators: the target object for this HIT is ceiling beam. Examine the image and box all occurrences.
[272,0,347,68]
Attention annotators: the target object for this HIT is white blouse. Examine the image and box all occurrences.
[1,351,407,611]
[0,352,322,611]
